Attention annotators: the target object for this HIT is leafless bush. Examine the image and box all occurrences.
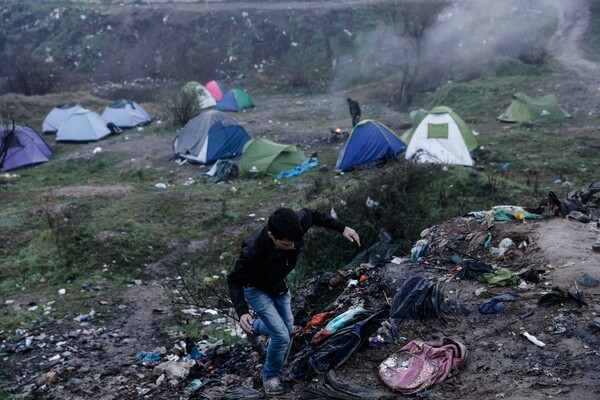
[485,168,499,195]
[0,120,17,171]
[523,167,544,196]
[163,89,200,127]
[37,197,92,271]
[164,263,236,323]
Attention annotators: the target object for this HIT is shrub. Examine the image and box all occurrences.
[163,89,199,127]
[494,57,542,77]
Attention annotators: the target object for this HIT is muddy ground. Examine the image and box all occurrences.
[2,0,600,399]
[3,203,600,400]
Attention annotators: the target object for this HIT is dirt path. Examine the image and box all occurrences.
[532,218,600,287]
[545,0,600,78]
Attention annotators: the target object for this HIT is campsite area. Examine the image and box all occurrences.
[1,1,600,399]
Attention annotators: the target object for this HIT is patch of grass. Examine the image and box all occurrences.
[493,57,544,77]
[416,75,556,119]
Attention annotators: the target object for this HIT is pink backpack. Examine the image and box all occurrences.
[379,337,468,394]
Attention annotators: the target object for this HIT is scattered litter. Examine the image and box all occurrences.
[73,310,95,323]
[545,324,566,335]
[489,238,515,257]
[58,288,66,295]
[410,239,428,261]
[365,196,379,208]
[136,351,161,365]
[42,371,59,386]
[92,147,102,153]
[155,183,167,189]
[522,332,545,347]
[153,359,195,380]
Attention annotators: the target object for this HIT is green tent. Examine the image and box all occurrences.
[497,92,571,123]
[404,106,478,151]
[404,106,478,166]
[239,137,306,177]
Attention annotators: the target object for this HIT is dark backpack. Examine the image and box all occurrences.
[287,307,388,381]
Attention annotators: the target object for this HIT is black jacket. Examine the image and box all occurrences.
[227,208,346,317]
[347,99,361,117]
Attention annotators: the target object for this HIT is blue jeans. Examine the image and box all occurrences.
[243,287,294,378]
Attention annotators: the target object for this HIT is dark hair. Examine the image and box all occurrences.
[268,208,303,241]
[347,98,352,102]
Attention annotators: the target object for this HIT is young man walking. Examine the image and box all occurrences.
[227,207,360,395]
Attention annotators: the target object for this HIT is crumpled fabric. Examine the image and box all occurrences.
[202,159,238,183]
[478,294,518,314]
[454,260,494,280]
[135,351,160,364]
[491,205,543,221]
[276,157,318,179]
[479,267,517,287]
[390,276,448,320]
[538,286,587,308]
[300,370,389,399]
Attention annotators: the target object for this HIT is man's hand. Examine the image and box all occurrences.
[239,313,254,333]
[342,226,361,247]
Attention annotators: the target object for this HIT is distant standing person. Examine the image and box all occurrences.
[227,207,360,395]
[347,97,361,127]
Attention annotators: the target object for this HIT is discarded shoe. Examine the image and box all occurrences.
[263,375,284,395]
[247,333,268,354]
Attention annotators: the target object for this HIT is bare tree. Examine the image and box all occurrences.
[385,0,451,109]
[0,119,17,171]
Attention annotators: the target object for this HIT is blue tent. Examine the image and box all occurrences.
[335,120,406,171]
[1,125,52,172]
[215,89,254,112]
[172,110,250,164]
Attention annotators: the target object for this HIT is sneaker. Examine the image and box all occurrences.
[262,376,284,395]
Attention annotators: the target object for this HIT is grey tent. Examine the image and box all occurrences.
[56,110,111,142]
[42,103,86,134]
[101,99,151,128]
[173,110,250,164]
